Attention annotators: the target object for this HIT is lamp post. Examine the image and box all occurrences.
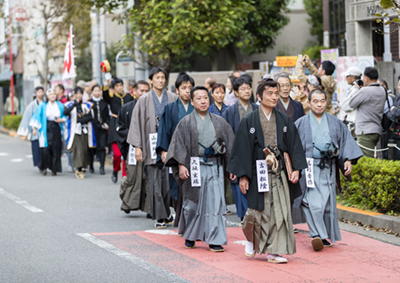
[9,8,14,116]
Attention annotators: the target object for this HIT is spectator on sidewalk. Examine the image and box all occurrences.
[296,54,336,114]
[387,75,400,160]
[4,94,19,115]
[349,67,386,158]
[339,67,363,136]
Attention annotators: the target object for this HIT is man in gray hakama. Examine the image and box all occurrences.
[165,86,235,252]
[295,89,363,251]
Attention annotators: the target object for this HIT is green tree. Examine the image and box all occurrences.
[303,0,323,45]
[238,0,290,55]
[124,0,254,75]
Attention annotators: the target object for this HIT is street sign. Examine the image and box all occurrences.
[116,51,135,79]
[13,6,30,25]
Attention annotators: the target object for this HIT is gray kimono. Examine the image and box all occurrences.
[295,112,363,242]
[127,90,177,166]
[165,111,235,244]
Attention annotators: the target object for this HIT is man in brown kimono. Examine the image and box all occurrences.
[227,80,307,263]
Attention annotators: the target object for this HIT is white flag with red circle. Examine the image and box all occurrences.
[62,25,76,80]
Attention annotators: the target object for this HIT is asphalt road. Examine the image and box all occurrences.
[0,133,399,282]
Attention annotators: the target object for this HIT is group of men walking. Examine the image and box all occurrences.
[18,63,364,263]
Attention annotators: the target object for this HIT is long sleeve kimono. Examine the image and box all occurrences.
[29,101,66,148]
[64,100,96,150]
[18,99,42,167]
[295,113,363,242]
[165,111,235,244]
[127,90,177,166]
[17,99,41,140]
[155,98,194,226]
[116,100,137,160]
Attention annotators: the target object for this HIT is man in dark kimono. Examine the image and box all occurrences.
[275,74,305,122]
[127,67,177,228]
[89,84,110,175]
[103,77,134,183]
[116,81,150,215]
[165,86,235,252]
[223,76,259,223]
[156,73,194,230]
[295,89,363,251]
[227,80,307,263]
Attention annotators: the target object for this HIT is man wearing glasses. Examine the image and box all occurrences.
[275,74,305,122]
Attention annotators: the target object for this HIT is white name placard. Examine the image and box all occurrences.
[256,160,269,193]
[190,157,201,187]
[305,158,315,188]
[149,133,158,160]
[128,144,137,165]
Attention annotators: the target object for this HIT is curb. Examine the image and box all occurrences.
[0,126,20,138]
[337,204,400,234]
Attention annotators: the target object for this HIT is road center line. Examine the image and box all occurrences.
[0,188,43,213]
[76,233,189,283]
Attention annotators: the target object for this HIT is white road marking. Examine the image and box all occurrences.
[10,158,23,162]
[76,233,189,283]
[0,188,43,213]
[26,155,32,158]
[0,152,9,156]
[144,230,178,236]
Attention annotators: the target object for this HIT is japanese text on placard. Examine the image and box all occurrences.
[190,157,201,187]
[256,160,269,192]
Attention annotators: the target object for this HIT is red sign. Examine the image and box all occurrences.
[13,6,29,24]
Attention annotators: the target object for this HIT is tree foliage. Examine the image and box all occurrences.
[303,0,323,45]
[238,0,290,55]
[124,0,254,74]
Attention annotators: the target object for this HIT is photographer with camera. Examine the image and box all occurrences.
[296,54,336,114]
[339,67,363,136]
[349,67,386,158]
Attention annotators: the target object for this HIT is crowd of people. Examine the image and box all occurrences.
[15,56,400,263]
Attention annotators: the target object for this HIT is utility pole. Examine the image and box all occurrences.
[9,7,14,116]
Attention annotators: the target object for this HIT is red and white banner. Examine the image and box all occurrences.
[62,25,76,80]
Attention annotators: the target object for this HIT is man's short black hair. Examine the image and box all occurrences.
[56,84,65,92]
[175,72,195,89]
[321,61,336,76]
[256,80,279,100]
[240,74,253,84]
[233,77,252,92]
[149,67,167,80]
[308,88,327,102]
[111,78,124,88]
[190,86,209,100]
[136,80,150,88]
[35,86,44,93]
[364,67,379,80]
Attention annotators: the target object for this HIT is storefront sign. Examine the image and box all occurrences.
[276,56,298,67]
